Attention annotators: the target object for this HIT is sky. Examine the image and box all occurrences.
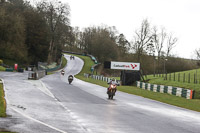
[31,0,200,59]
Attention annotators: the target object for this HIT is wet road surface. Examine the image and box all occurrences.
[1,54,200,133]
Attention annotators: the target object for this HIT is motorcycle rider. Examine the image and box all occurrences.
[68,75,73,84]
[107,78,117,94]
[61,69,65,75]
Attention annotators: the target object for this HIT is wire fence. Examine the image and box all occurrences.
[153,69,200,84]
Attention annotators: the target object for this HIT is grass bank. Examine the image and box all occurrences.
[0,131,15,133]
[47,55,67,75]
[146,70,200,91]
[61,55,67,69]
[67,54,95,78]
[0,80,6,117]
[0,66,5,71]
[71,54,200,112]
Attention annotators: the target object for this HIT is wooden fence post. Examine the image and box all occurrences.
[188,73,190,83]
[174,72,176,81]
[178,73,180,82]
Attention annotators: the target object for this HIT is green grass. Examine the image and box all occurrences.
[0,81,6,117]
[72,54,200,112]
[146,69,200,91]
[0,131,14,133]
[0,66,5,71]
[61,55,67,69]
[47,55,67,75]
[65,54,95,79]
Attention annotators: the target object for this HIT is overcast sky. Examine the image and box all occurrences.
[31,0,200,59]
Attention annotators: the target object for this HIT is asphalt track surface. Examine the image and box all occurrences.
[0,54,200,133]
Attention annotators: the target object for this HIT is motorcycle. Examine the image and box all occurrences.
[61,70,65,76]
[68,75,73,84]
[107,83,117,100]
[70,55,75,60]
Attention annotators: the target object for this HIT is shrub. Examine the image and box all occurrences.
[0,59,3,64]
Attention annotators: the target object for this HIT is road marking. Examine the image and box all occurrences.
[11,107,69,133]
[26,80,56,99]
[3,79,67,133]
[55,100,92,133]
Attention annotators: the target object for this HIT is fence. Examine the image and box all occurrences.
[153,69,200,84]
[136,81,193,99]
[84,73,121,85]
[28,70,46,80]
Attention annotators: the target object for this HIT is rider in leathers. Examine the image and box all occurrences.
[107,78,117,95]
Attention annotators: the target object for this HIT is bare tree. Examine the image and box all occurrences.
[166,33,178,57]
[195,48,200,59]
[153,26,167,58]
[133,19,153,62]
[152,26,167,70]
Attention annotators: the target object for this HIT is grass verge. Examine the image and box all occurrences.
[47,55,67,75]
[0,132,14,133]
[71,54,200,112]
[61,55,67,69]
[65,53,95,79]
[146,74,200,91]
[0,80,6,117]
[146,68,200,91]
[0,131,15,133]
[0,66,5,71]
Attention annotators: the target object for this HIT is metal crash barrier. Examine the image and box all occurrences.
[28,70,46,80]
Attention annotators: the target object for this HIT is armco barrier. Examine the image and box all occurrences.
[84,73,120,85]
[28,70,46,80]
[5,68,14,72]
[136,81,193,99]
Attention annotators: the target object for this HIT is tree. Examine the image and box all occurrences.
[23,8,50,65]
[166,33,178,57]
[132,19,153,62]
[0,5,27,63]
[37,0,70,63]
[196,49,200,59]
[117,33,130,54]
[91,27,119,62]
[153,26,166,58]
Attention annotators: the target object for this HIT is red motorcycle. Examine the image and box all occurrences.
[107,82,117,99]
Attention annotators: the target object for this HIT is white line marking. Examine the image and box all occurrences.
[11,107,69,133]
[1,79,68,133]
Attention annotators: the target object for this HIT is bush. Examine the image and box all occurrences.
[193,90,200,99]
[0,59,3,64]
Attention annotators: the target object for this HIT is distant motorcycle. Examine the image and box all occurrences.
[61,70,65,76]
[68,75,73,84]
[70,55,75,60]
[107,82,117,100]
